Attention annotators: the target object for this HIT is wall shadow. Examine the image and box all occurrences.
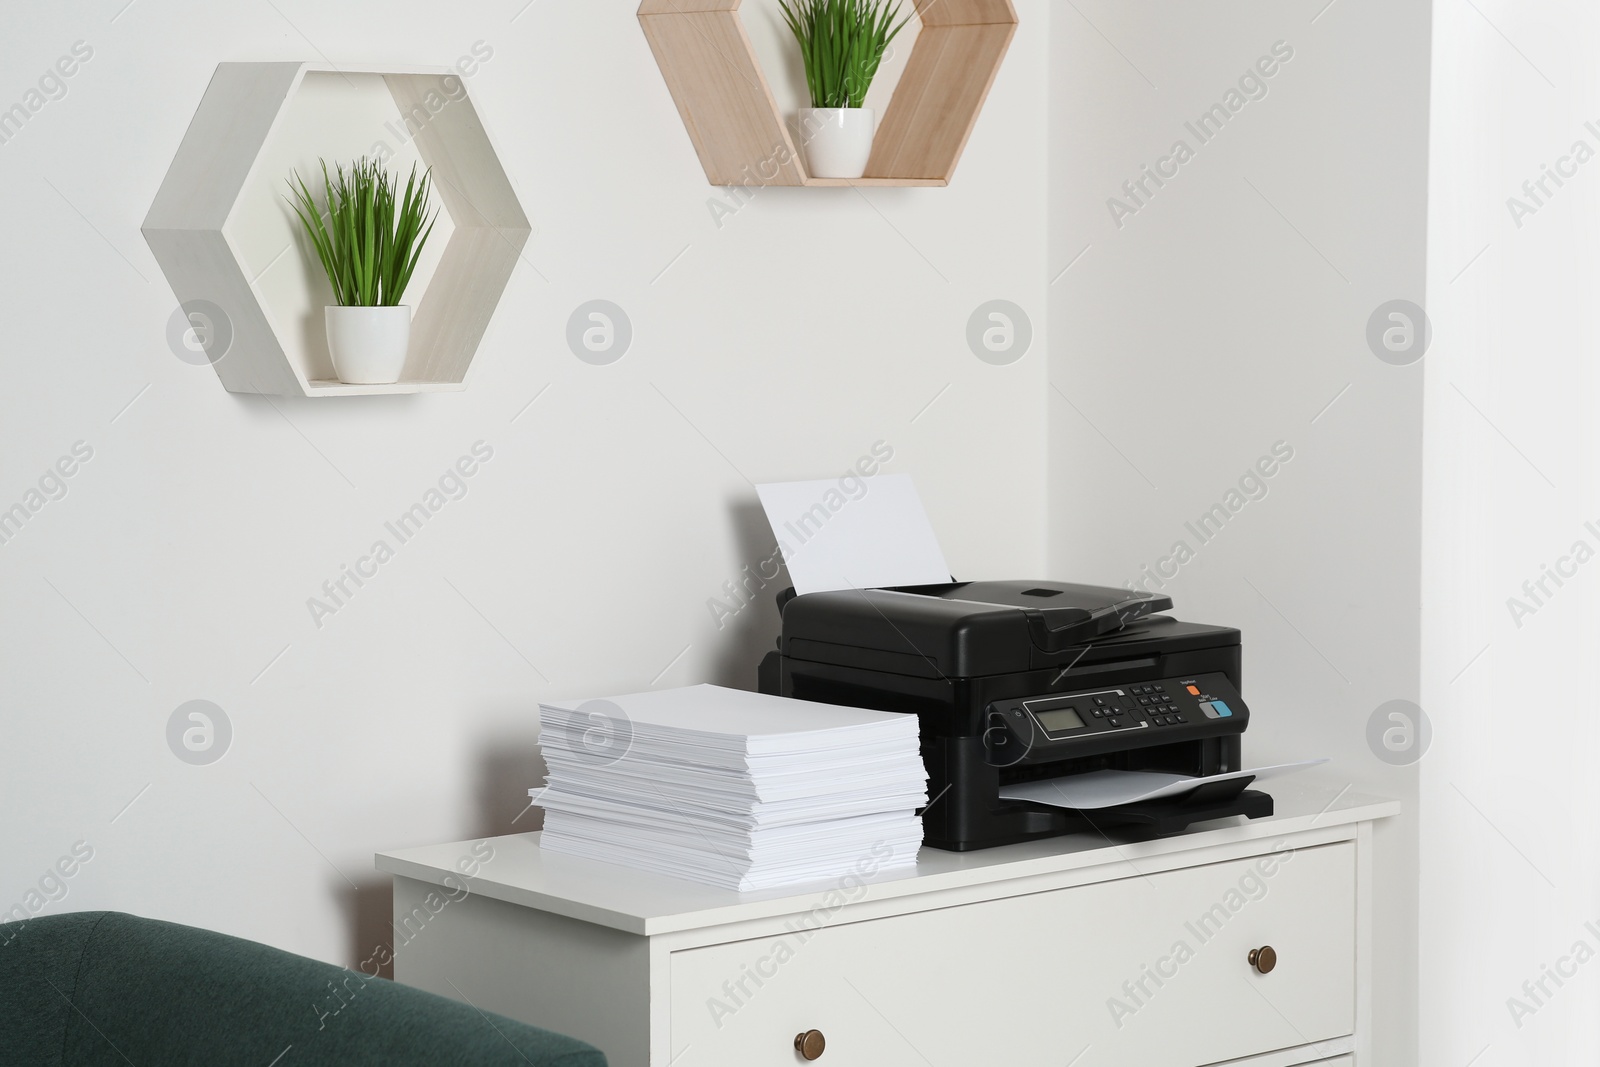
[343,878,394,979]
[705,497,787,692]
[476,736,547,837]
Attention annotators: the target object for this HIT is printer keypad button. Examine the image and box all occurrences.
[1107,718,1122,727]
[1138,697,1151,705]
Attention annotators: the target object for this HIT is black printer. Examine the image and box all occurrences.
[758,580,1272,852]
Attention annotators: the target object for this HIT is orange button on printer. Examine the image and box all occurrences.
[1186,685,1200,695]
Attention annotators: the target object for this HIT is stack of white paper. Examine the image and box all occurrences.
[534,684,927,891]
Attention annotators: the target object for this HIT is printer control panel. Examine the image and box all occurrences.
[986,672,1245,763]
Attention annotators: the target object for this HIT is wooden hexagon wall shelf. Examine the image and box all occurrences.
[638,0,1017,187]
[143,62,530,396]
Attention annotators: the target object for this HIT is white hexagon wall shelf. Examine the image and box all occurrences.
[143,62,530,396]
[638,0,1018,187]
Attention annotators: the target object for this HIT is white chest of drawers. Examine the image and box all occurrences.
[376,782,1394,1067]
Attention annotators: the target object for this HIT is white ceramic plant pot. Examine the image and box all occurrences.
[800,107,876,179]
[325,305,411,385]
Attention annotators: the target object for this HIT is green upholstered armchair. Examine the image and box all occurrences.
[0,911,606,1066]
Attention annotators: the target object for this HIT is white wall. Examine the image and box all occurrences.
[0,0,1047,968]
[4,8,1461,1057]
[1049,2,1431,1062]
[1422,3,1600,1064]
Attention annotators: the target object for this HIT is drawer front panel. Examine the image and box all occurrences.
[669,842,1354,1067]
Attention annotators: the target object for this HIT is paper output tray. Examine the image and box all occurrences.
[1008,780,1274,839]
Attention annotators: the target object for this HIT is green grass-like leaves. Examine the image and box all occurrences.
[286,158,438,308]
[778,0,911,110]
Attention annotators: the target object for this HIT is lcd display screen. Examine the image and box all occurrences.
[1035,707,1086,733]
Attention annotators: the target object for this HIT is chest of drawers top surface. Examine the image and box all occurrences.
[376,776,1396,937]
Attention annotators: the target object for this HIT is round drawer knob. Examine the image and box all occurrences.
[794,1029,826,1060]
[1249,945,1278,974]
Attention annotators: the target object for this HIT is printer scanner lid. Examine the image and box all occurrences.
[780,580,1236,678]
[906,580,1168,646]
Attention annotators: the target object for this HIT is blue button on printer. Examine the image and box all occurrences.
[1210,700,1232,717]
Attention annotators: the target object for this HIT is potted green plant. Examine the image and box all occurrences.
[287,159,437,385]
[778,0,911,179]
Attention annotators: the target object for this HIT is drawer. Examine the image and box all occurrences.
[668,842,1354,1067]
